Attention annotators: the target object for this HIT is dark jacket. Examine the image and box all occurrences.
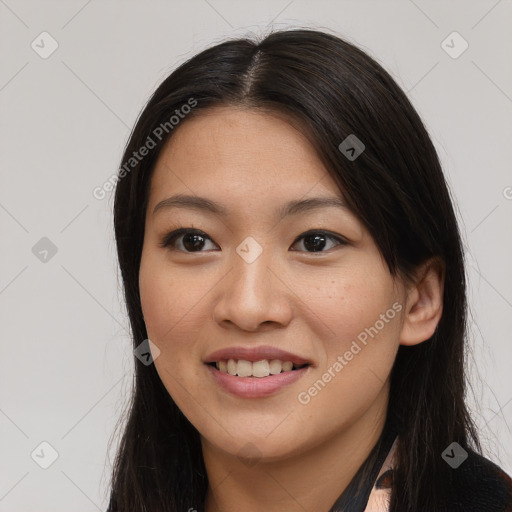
[328,416,512,512]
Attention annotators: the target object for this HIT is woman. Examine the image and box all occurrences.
[107,28,512,511]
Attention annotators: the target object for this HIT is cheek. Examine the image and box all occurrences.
[307,260,398,341]
[302,258,402,386]
[139,268,174,341]
[139,253,206,343]
[297,282,401,429]
[138,252,222,397]
[138,255,214,414]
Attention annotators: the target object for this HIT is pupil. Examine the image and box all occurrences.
[184,233,204,251]
[181,233,327,252]
[304,234,326,252]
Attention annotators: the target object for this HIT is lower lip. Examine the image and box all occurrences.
[205,364,310,398]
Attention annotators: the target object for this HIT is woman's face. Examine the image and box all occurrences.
[139,106,407,462]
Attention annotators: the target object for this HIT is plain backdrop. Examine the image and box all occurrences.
[1,1,511,510]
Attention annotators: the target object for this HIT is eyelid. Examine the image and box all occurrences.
[291,229,348,246]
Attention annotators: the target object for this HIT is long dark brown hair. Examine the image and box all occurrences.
[107,28,481,511]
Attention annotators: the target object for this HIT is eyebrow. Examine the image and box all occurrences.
[152,194,348,220]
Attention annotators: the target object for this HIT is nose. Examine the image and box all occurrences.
[212,244,293,332]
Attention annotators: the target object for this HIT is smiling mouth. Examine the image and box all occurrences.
[207,360,310,378]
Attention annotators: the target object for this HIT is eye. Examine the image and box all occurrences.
[290,230,347,253]
[159,228,347,253]
[159,228,218,252]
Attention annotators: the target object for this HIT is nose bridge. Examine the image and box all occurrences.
[232,235,273,297]
[213,234,291,330]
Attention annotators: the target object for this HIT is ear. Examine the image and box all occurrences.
[399,257,445,346]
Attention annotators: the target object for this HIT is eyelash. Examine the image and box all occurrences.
[159,228,347,254]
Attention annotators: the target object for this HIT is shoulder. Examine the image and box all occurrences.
[443,448,512,512]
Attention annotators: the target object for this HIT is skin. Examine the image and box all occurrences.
[139,106,444,512]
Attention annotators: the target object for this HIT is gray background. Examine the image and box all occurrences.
[1,0,511,510]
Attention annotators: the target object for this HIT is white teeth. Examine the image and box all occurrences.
[269,359,283,374]
[215,358,303,377]
[236,359,252,377]
[227,359,237,376]
[281,361,293,372]
[252,360,270,377]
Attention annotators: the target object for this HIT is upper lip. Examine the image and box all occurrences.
[204,345,312,366]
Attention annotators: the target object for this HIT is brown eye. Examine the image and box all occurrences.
[160,228,218,252]
[290,230,347,253]
[160,228,346,254]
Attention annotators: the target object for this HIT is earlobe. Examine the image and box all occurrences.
[399,258,445,347]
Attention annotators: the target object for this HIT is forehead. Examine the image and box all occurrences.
[148,106,342,203]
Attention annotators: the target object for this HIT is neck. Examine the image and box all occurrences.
[203,383,389,512]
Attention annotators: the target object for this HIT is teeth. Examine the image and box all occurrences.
[252,360,270,377]
[215,358,303,377]
[281,361,293,372]
[237,359,252,377]
[269,359,282,374]
[227,359,237,376]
